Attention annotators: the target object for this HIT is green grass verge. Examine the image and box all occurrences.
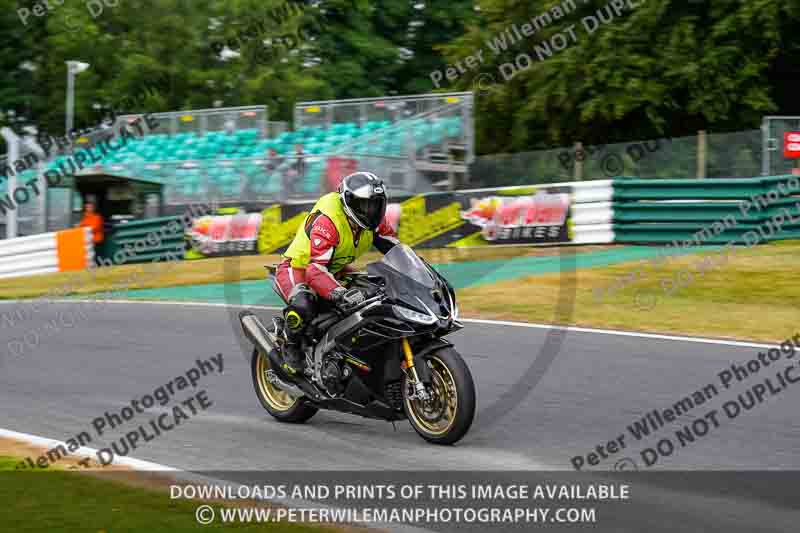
[0,457,343,532]
[457,240,800,342]
[0,245,596,301]
[0,456,19,470]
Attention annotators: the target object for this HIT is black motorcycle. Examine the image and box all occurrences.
[239,244,476,444]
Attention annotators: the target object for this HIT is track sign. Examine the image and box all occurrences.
[784,132,800,158]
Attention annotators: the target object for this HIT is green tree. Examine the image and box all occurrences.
[206,0,328,119]
[2,0,800,157]
[441,0,797,154]
[0,0,44,147]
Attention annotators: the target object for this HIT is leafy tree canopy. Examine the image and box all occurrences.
[0,0,798,155]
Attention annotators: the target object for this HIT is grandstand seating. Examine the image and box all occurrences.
[1,94,469,206]
[31,116,465,199]
[100,117,462,161]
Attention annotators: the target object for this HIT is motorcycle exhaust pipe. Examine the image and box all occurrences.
[239,311,277,354]
[266,371,305,398]
[240,312,311,399]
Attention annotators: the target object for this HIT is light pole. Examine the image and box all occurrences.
[65,61,90,136]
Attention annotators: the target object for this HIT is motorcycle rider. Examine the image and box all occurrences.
[274,172,400,376]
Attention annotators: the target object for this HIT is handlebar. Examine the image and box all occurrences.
[336,292,384,315]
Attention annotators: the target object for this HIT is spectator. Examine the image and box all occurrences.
[262,147,287,200]
[224,117,237,135]
[282,143,306,198]
[79,199,104,245]
[264,148,284,174]
[292,143,306,178]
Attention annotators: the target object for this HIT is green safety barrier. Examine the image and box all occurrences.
[104,215,186,264]
[613,225,800,244]
[612,197,800,223]
[613,176,800,200]
[613,178,764,200]
[612,175,800,244]
[611,222,800,244]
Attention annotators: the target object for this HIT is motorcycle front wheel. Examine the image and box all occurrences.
[403,347,476,445]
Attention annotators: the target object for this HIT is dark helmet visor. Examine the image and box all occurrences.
[349,194,387,230]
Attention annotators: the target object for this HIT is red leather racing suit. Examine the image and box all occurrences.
[274,214,399,302]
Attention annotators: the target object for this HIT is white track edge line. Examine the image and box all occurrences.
[458,318,778,349]
[0,427,177,472]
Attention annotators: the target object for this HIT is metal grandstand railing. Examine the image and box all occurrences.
[114,105,272,138]
[331,101,474,162]
[294,92,474,131]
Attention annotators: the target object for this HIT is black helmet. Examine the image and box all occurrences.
[339,172,387,230]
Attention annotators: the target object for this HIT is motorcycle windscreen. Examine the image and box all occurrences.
[379,244,436,288]
[368,244,448,317]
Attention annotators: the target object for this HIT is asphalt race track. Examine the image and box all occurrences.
[1,300,798,532]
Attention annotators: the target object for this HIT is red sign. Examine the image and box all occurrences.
[324,157,358,192]
[784,132,800,158]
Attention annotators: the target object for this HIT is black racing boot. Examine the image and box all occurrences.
[281,291,315,377]
[281,341,305,377]
[280,310,306,377]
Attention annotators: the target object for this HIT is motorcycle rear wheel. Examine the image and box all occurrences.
[403,347,476,445]
[251,348,318,423]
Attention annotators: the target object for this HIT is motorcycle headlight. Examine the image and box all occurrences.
[393,304,437,325]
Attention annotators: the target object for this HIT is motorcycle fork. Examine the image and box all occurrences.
[402,338,430,400]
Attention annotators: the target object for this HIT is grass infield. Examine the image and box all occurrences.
[458,240,800,342]
[0,454,351,533]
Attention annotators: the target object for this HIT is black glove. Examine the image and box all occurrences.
[331,287,365,308]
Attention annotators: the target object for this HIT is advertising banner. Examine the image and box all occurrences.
[248,184,575,255]
[458,188,571,244]
[394,185,573,248]
[186,212,261,258]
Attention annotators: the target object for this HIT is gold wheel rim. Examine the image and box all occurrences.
[255,351,297,411]
[405,356,458,436]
